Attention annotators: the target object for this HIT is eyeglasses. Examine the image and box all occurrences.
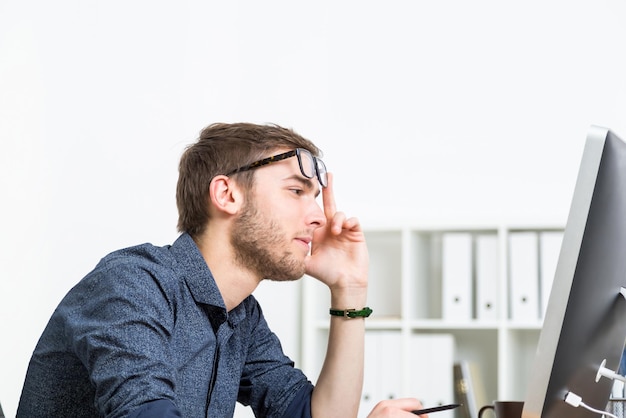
[226,148,328,188]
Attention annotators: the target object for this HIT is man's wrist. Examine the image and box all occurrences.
[328,284,368,308]
[329,307,373,318]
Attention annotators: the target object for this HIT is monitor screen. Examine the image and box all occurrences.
[522,125,626,418]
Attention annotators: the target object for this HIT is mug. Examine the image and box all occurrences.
[478,401,524,418]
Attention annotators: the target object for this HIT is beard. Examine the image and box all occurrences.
[230,197,306,282]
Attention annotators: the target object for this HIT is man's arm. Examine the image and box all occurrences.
[305,173,369,418]
[67,262,180,417]
[312,290,367,418]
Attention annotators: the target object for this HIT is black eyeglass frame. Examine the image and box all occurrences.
[226,148,328,187]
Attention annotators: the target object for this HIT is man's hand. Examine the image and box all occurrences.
[367,398,427,418]
[305,172,369,293]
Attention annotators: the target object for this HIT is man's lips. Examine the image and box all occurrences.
[295,237,312,251]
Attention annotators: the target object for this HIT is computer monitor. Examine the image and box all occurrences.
[522,125,626,418]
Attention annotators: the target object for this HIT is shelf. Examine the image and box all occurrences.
[408,320,502,330]
[505,322,544,330]
[313,318,403,330]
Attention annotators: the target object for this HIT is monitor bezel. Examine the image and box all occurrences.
[522,125,626,418]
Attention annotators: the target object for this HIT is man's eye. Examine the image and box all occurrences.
[290,188,304,195]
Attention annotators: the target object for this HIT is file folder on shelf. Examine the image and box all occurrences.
[453,361,488,418]
[360,332,379,418]
[538,231,563,318]
[442,233,473,321]
[474,234,499,321]
[360,331,402,418]
[508,232,540,321]
[409,334,455,418]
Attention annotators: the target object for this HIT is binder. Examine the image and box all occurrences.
[508,232,540,321]
[453,361,488,418]
[453,363,473,418]
[409,334,455,418]
[538,231,563,318]
[474,234,499,321]
[360,331,402,418]
[442,233,473,321]
[380,332,402,401]
[360,332,380,418]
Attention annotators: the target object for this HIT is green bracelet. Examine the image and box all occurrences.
[329,307,373,318]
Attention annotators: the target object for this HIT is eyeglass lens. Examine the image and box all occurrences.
[298,149,327,187]
[315,158,327,187]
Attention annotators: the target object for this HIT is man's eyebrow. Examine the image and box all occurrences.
[286,174,321,197]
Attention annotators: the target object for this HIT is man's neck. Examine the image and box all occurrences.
[193,229,261,312]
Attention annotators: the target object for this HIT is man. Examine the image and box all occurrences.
[17,123,425,417]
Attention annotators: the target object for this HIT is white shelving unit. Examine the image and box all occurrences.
[301,224,564,416]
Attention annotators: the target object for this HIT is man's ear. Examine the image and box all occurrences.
[209,175,243,215]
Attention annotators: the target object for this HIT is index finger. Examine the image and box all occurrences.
[322,172,337,218]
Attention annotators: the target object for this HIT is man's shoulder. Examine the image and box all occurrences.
[81,241,180,291]
[95,235,192,273]
[103,241,174,265]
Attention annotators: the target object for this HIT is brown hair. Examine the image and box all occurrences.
[176,122,321,237]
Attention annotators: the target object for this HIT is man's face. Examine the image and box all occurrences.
[230,150,326,281]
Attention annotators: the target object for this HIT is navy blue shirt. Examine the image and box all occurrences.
[17,233,313,417]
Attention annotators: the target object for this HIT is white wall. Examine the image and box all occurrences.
[2,1,626,416]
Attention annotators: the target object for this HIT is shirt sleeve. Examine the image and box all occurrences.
[127,400,182,418]
[63,258,179,417]
[280,385,313,418]
[237,297,314,418]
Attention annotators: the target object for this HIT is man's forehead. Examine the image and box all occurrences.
[258,156,321,196]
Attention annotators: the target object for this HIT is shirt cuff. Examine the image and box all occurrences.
[281,384,313,418]
[127,399,182,418]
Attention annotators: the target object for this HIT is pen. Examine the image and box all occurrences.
[412,403,462,415]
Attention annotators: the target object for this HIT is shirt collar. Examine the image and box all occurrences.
[170,233,247,327]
